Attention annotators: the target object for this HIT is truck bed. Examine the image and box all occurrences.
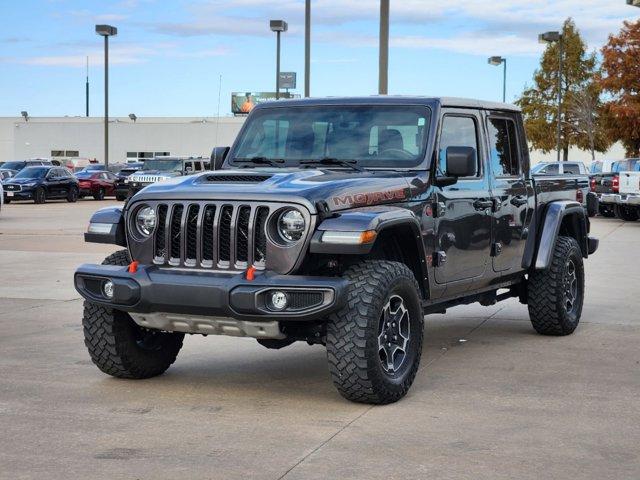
[532,174,588,209]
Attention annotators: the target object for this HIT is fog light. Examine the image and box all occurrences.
[103,280,114,299]
[269,291,288,311]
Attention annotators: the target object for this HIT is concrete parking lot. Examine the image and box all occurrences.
[0,199,639,480]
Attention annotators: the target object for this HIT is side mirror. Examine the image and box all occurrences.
[446,146,477,177]
[210,146,230,171]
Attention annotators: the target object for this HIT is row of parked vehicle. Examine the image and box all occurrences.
[0,157,210,208]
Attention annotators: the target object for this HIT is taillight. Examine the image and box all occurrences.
[613,175,619,193]
[576,189,584,203]
[589,178,596,192]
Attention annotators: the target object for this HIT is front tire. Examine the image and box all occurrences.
[82,249,184,379]
[326,260,424,404]
[615,205,639,222]
[599,205,616,218]
[34,187,46,204]
[528,236,584,336]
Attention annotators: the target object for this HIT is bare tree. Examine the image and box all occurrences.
[567,86,609,162]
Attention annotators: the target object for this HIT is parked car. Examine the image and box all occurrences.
[0,159,53,178]
[125,157,208,197]
[594,159,640,217]
[531,161,589,175]
[76,171,118,200]
[2,166,79,204]
[531,161,591,215]
[113,162,144,201]
[76,96,598,405]
[601,158,640,221]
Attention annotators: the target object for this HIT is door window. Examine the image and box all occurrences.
[563,164,581,174]
[194,162,203,171]
[438,116,479,177]
[487,117,521,177]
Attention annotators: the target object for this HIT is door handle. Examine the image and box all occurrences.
[510,195,528,207]
[473,199,493,210]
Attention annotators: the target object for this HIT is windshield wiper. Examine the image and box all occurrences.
[234,156,285,168]
[300,157,365,172]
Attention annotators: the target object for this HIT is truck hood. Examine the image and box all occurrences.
[130,169,422,214]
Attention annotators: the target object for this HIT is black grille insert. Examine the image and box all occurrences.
[236,206,251,263]
[169,205,184,261]
[185,204,200,263]
[218,206,233,263]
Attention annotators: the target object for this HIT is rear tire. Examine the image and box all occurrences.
[67,186,78,203]
[326,260,424,404]
[598,205,616,218]
[586,192,598,218]
[615,205,639,222]
[82,249,184,379]
[528,236,584,336]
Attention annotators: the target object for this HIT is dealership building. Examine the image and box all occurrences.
[0,115,626,166]
[0,116,245,165]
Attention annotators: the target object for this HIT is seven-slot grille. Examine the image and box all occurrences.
[151,202,271,271]
[3,184,21,191]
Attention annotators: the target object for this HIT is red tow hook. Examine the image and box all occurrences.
[128,261,139,274]
[246,266,256,281]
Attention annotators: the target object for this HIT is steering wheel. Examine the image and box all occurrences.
[379,148,414,159]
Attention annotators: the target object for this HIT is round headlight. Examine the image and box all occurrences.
[135,206,157,236]
[277,209,305,242]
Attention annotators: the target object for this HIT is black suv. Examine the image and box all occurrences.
[113,162,144,201]
[75,97,598,404]
[0,159,53,178]
[3,166,79,204]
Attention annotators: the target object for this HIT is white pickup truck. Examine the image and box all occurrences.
[618,169,640,221]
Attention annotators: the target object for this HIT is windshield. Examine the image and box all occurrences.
[590,162,602,174]
[231,105,431,168]
[13,167,48,179]
[530,163,547,174]
[613,160,639,172]
[2,161,27,170]
[143,159,182,172]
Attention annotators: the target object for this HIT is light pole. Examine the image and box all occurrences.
[539,31,563,162]
[95,24,117,168]
[488,56,507,102]
[304,0,311,97]
[379,0,390,95]
[270,20,288,100]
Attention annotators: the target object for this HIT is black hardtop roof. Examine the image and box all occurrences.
[253,95,520,112]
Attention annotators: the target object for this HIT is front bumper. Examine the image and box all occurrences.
[74,263,348,324]
[4,188,33,200]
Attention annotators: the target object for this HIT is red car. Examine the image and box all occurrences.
[76,171,117,200]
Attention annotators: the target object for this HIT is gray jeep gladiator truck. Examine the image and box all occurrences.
[75,97,598,404]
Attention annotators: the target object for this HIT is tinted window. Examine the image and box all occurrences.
[14,167,49,179]
[487,117,520,177]
[232,105,430,168]
[2,161,27,170]
[564,164,581,174]
[438,116,479,176]
[590,162,602,174]
[194,162,203,171]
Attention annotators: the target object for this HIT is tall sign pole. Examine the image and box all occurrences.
[378,0,389,95]
[95,25,117,167]
[304,0,311,97]
[85,56,89,117]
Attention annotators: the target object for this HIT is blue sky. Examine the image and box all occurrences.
[0,0,638,117]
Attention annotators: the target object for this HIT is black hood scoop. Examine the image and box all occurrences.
[198,173,273,183]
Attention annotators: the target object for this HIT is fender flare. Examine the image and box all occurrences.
[84,206,127,246]
[525,200,588,270]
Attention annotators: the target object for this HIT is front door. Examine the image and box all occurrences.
[433,111,493,286]
[485,114,533,273]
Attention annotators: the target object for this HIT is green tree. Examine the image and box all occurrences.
[516,19,609,160]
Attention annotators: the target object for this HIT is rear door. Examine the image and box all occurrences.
[485,112,533,273]
[433,110,492,287]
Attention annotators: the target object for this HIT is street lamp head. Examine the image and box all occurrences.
[95,24,118,37]
[488,56,505,66]
[129,113,137,122]
[21,111,28,121]
[269,20,288,32]
[539,31,561,44]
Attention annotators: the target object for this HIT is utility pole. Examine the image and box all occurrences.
[378,0,389,95]
[95,24,117,167]
[85,56,89,117]
[304,0,311,97]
